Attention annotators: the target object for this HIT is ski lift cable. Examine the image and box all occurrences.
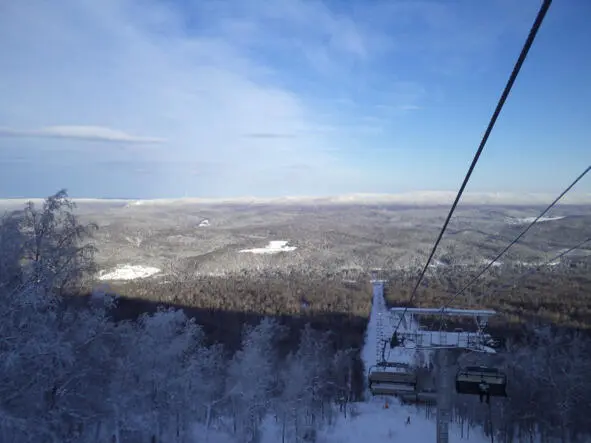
[438,165,590,316]
[392,0,553,334]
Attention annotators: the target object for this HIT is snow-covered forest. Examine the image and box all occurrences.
[2,190,591,443]
[0,191,356,442]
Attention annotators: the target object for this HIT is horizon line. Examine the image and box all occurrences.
[1,191,591,206]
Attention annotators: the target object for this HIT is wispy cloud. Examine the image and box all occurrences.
[244,133,297,139]
[0,0,543,197]
[397,105,421,111]
[0,126,165,144]
[0,0,355,195]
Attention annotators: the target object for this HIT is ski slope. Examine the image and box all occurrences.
[259,398,487,443]
[363,280,427,372]
[352,278,488,443]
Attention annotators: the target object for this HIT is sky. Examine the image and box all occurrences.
[0,0,590,199]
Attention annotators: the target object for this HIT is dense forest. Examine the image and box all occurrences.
[2,190,591,443]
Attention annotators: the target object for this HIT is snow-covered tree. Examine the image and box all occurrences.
[0,212,24,290]
[20,189,97,295]
[186,341,227,440]
[226,318,284,443]
[109,308,202,442]
[0,279,117,442]
[273,325,342,443]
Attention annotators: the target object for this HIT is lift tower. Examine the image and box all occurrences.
[387,307,500,443]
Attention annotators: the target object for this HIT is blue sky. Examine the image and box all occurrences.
[0,0,590,199]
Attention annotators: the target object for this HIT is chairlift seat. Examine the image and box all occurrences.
[369,371,417,384]
[368,364,417,396]
[370,382,416,396]
[455,366,507,397]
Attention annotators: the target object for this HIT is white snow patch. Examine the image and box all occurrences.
[514,259,562,268]
[239,240,297,254]
[428,259,446,269]
[506,216,565,225]
[198,219,210,227]
[124,200,145,207]
[319,400,486,443]
[98,264,161,281]
[478,258,503,267]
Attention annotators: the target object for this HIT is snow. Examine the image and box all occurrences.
[361,281,384,372]
[258,400,488,443]
[239,240,297,254]
[478,258,503,267]
[315,400,487,443]
[428,259,446,269]
[514,259,562,268]
[198,219,210,227]
[98,264,161,280]
[506,215,565,225]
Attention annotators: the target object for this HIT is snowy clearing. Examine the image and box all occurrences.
[506,216,565,225]
[514,259,561,268]
[198,219,210,227]
[98,264,161,281]
[239,240,297,254]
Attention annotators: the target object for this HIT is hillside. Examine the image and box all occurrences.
[56,199,591,330]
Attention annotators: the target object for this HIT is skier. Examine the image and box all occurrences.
[390,332,400,348]
[478,382,491,404]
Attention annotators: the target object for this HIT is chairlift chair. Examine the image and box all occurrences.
[368,362,417,396]
[455,365,507,401]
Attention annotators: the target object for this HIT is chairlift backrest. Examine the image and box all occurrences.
[368,363,418,397]
[456,365,508,398]
[462,366,502,375]
[379,361,411,369]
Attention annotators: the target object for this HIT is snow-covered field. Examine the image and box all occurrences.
[239,240,297,254]
[98,264,161,281]
[505,215,565,225]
